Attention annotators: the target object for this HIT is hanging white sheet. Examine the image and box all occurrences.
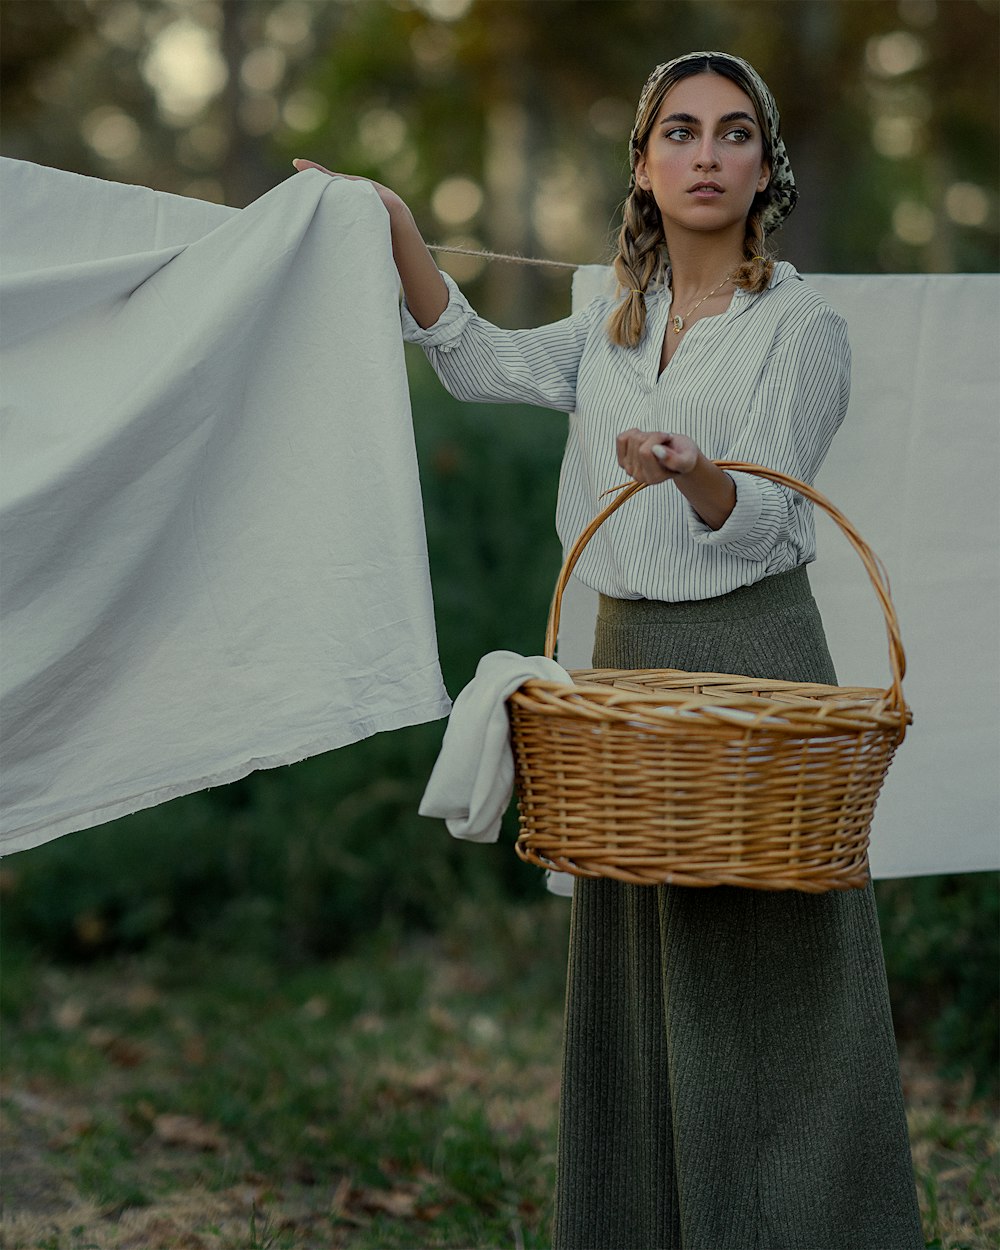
[0,160,451,854]
[560,265,1000,880]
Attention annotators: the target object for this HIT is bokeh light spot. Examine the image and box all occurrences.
[588,97,633,142]
[82,107,141,162]
[866,31,927,77]
[432,176,484,225]
[283,89,327,133]
[892,200,934,245]
[241,46,286,93]
[944,182,990,228]
[872,115,921,158]
[358,108,407,161]
[415,0,473,21]
[142,19,228,120]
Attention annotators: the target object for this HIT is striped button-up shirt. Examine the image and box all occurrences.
[402,262,851,602]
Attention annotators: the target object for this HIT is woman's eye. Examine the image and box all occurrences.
[665,127,693,141]
[725,128,752,142]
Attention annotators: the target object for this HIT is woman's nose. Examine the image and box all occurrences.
[693,138,720,170]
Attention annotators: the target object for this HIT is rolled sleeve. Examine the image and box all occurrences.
[685,470,785,560]
[687,304,850,569]
[400,272,476,351]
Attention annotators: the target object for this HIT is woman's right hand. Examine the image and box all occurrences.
[291,159,448,329]
[291,160,408,222]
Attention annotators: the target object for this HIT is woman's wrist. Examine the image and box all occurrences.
[673,453,736,530]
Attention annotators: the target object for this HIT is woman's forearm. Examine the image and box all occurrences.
[669,452,737,530]
[386,202,449,329]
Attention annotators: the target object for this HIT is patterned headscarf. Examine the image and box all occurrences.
[629,51,797,235]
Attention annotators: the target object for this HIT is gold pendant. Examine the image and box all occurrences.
[671,314,684,334]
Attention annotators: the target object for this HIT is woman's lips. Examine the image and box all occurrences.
[689,184,723,198]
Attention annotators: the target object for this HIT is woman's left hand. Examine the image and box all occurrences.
[617,429,700,484]
[616,429,737,529]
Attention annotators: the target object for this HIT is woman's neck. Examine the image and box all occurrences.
[664,230,745,300]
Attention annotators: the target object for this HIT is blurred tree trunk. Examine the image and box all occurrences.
[775,0,842,272]
[482,7,547,324]
[220,0,274,208]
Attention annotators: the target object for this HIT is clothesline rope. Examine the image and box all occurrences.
[428,243,581,271]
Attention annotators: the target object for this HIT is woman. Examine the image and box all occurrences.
[296,50,923,1250]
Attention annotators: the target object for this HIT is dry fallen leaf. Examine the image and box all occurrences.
[86,1027,150,1068]
[152,1113,225,1152]
[182,1036,207,1065]
[301,995,329,1020]
[52,999,86,1031]
[356,1186,420,1218]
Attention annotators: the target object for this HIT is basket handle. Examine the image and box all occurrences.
[544,460,907,714]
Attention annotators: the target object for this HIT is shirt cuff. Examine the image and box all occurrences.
[686,470,767,547]
[400,271,475,350]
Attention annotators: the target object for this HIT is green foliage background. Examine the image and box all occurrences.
[3,352,998,1092]
[1,0,997,1096]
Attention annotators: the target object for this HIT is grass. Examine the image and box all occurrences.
[2,900,998,1250]
[1,900,568,1249]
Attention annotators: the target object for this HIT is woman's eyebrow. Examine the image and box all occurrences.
[660,111,758,126]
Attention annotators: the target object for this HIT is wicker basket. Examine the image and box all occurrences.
[509,462,910,892]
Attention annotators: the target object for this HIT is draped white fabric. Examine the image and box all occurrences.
[0,160,451,854]
[560,265,1000,880]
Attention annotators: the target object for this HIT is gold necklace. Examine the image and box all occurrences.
[670,274,732,334]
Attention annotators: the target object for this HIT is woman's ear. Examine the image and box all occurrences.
[757,160,771,194]
[635,159,651,191]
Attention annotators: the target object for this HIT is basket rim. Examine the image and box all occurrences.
[509,672,911,738]
[544,463,908,737]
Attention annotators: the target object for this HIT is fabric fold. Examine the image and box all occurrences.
[1,160,451,852]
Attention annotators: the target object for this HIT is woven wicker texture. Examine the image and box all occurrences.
[510,463,911,892]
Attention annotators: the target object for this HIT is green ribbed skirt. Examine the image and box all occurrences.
[552,566,923,1250]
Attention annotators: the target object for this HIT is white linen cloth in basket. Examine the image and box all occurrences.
[419,650,571,850]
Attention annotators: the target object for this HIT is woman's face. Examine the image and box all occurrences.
[634,71,771,240]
